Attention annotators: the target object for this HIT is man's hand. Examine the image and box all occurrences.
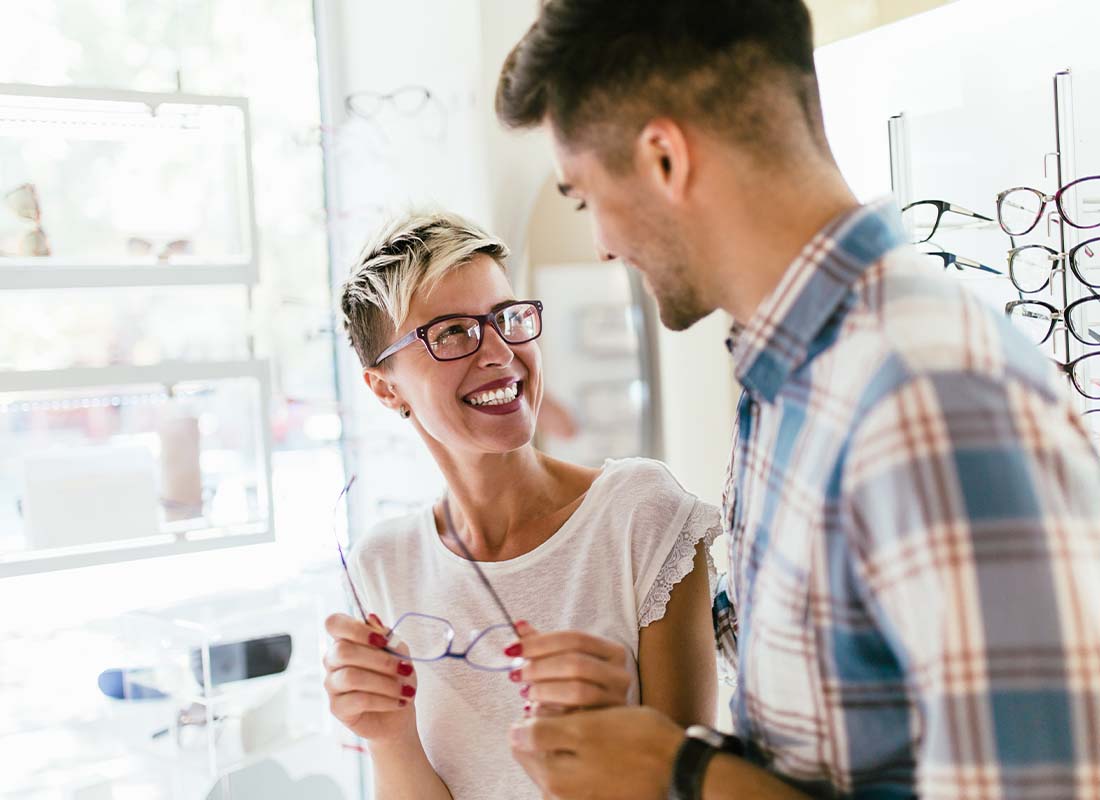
[510,705,683,800]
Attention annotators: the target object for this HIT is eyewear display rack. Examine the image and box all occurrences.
[889,69,1097,417]
[0,84,274,578]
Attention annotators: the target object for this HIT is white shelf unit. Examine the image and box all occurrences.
[0,360,275,578]
[0,83,260,290]
[0,83,271,576]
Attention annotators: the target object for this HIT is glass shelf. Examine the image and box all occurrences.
[0,84,257,289]
[0,360,273,577]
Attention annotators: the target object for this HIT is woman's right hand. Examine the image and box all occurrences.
[323,612,419,745]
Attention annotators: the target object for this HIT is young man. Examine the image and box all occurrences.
[495,1,1100,798]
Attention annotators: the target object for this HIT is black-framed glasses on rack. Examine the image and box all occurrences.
[997,176,1100,236]
[345,86,432,121]
[1006,239,1100,294]
[921,249,1002,275]
[1005,299,1100,347]
[901,200,994,243]
[1054,353,1100,400]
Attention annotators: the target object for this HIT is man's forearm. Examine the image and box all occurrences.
[368,736,453,800]
[702,752,810,800]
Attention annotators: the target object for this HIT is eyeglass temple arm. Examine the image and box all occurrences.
[947,203,994,222]
[334,476,369,623]
[441,496,520,636]
[373,328,419,367]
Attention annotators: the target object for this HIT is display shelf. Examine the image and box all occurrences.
[0,83,259,290]
[0,360,274,578]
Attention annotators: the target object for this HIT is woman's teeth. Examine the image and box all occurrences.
[466,384,519,407]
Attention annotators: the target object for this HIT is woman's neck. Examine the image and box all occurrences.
[431,446,599,561]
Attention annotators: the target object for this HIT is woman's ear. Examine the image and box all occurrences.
[363,368,403,412]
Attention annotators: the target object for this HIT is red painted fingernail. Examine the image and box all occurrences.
[504,643,523,658]
[523,702,532,715]
[369,633,387,648]
[399,699,408,707]
[397,662,413,677]
[401,684,416,698]
[520,684,530,698]
[509,669,523,683]
[368,613,383,626]
[515,620,530,631]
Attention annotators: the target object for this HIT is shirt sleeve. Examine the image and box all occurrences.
[842,370,1100,798]
[637,497,722,628]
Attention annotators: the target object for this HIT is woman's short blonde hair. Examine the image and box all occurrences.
[341,210,510,369]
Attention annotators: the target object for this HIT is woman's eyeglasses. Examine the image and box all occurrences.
[330,476,521,672]
[902,200,994,244]
[1006,239,1100,294]
[372,612,519,672]
[373,300,543,367]
[1005,299,1100,347]
[997,176,1100,237]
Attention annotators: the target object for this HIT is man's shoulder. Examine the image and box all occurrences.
[834,247,1061,408]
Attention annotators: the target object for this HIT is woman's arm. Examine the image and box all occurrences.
[637,541,717,726]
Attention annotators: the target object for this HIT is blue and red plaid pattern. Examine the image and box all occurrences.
[713,200,1100,798]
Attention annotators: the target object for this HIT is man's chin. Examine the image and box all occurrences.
[655,295,711,332]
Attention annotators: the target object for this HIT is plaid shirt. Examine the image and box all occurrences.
[713,200,1100,798]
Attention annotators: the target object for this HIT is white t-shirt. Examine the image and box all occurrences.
[350,457,721,800]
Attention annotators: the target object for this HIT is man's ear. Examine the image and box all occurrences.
[635,117,691,204]
[362,368,403,411]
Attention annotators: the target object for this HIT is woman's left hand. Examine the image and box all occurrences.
[506,621,631,711]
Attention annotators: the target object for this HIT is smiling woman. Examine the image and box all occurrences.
[325,209,723,800]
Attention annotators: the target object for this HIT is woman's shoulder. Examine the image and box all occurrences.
[593,457,696,502]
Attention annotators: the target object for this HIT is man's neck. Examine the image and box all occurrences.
[700,164,860,325]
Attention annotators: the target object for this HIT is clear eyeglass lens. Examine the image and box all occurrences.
[464,624,519,671]
[496,303,540,342]
[1073,239,1100,287]
[901,202,940,243]
[388,614,453,661]
[999,189,1043,235]
[1066,300,1100,346]
[348,94,383,120]
[1072,357,1100,400]
[390,88,429,114]
[1010,247,1056,293]
[428,318,481,359]
[1007,303,1053,345]
[1060,177,1100,230]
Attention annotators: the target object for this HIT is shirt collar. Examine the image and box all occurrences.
[726,199,908,404]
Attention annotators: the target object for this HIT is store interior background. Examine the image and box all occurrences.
[3,0,1098,796]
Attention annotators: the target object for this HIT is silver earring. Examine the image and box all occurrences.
[400,405,411,419]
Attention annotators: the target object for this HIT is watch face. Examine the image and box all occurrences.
[686,725,725,749]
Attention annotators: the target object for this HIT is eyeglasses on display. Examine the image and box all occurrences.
[1053,352,1100,400]
[902,199,994,244]
[997,176,1100,237]
[1006,239,1100,294]
[1005,298,1100,347]
[922,249,1002,275]
[345,86,432,121]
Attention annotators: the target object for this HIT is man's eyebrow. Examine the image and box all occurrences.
[556,182,574,197]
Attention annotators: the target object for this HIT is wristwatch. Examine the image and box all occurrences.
[668,725,743,800]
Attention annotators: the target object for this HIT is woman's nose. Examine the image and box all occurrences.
[477,323,514,368]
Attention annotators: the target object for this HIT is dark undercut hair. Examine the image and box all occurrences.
[496,0,825,171]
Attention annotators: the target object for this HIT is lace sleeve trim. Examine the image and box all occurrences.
[638,501,722,628]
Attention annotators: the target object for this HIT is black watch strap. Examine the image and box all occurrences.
[669,735,716,800]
